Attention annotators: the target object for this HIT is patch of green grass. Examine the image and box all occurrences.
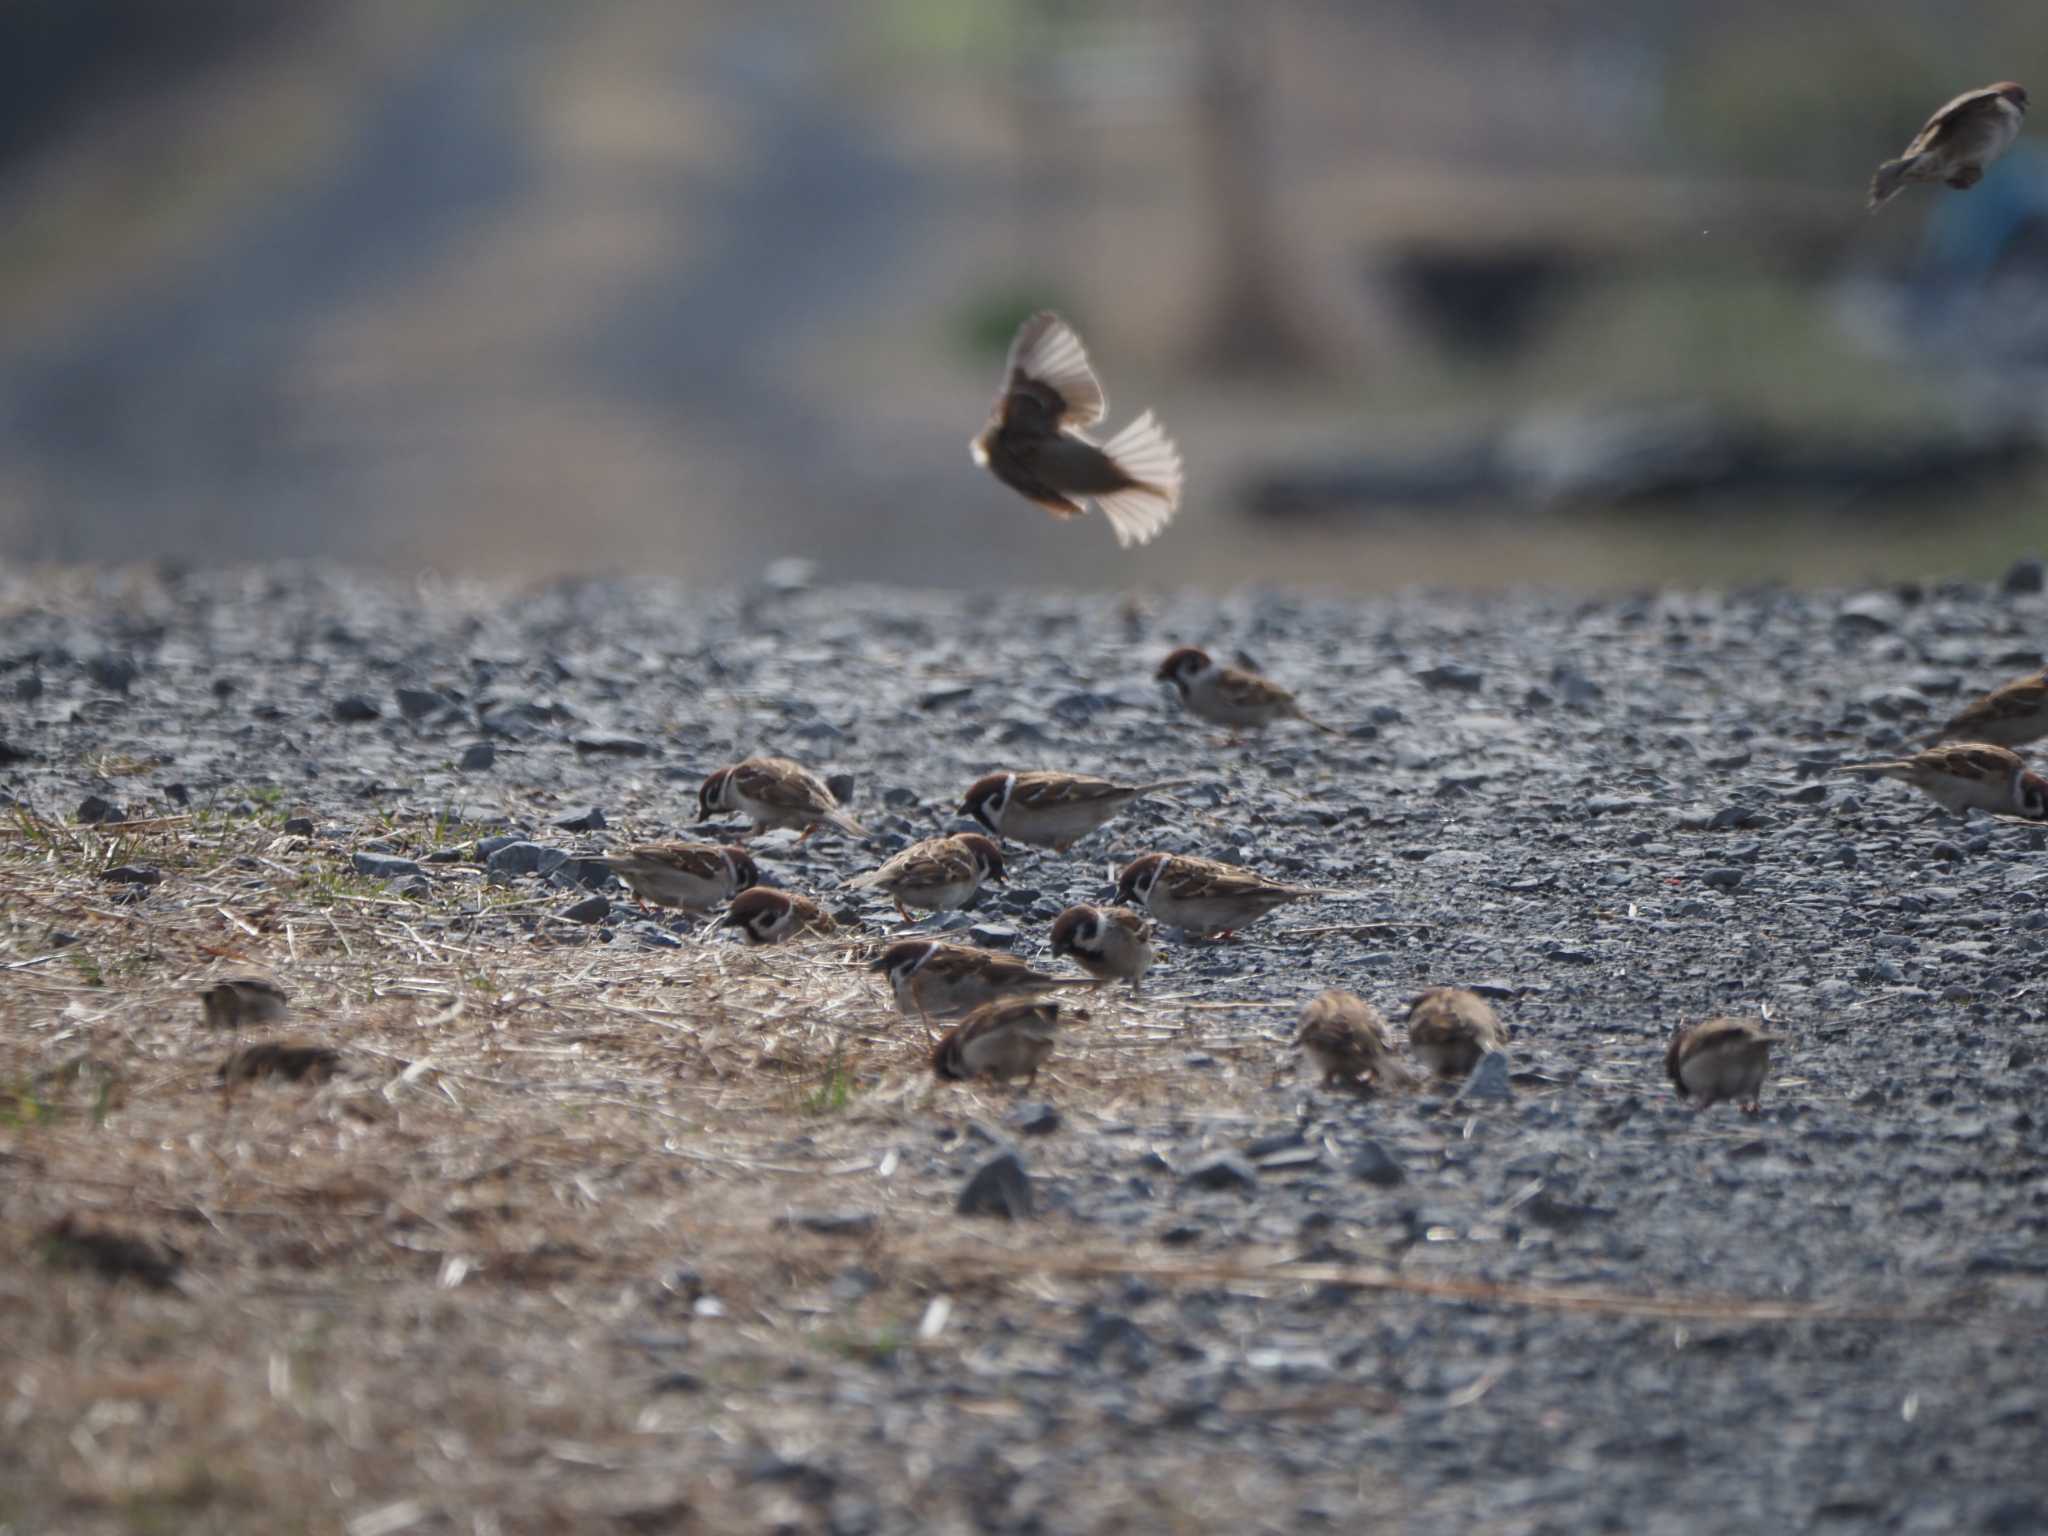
[801,1060,859,1116]
[1,1080,52,1127]
[819,1324,904,1368]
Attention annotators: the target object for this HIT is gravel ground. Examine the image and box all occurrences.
[4,561,2048,1534]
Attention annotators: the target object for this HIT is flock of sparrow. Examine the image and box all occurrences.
[199,80,2034,1116]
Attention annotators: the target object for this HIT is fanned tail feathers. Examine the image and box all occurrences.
[1096,410,1183,548]
[1868,156,1917,209]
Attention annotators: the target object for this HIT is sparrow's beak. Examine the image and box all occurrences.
[716,910,742,927]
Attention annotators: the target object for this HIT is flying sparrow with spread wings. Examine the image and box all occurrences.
[959,770,1191,852]
[971,311,1184,548]
[1048,903,1157,987]
[718,886,837,945]
[1839,741,2048,818]
[1295,989,1418,1093]
[698,755,868,842]
[847,833,1006,921]
[1114,851,1330,938]
[1156,647,1340,737]
[932,998,1075,1088]
[594,842,759,912]
[1870,81,2028,209]
[1666,1016,1779,1114]
[1404,987,1509,1079]
[1927,668,2048,749]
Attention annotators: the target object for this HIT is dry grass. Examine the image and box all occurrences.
[5,802,2029,1533]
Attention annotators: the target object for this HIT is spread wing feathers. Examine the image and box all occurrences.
[1006,312,1107,428]
[1909,87,2008,154]
[1094,410,1183,548]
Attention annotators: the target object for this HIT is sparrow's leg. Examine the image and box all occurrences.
[1743,1098,1762,1116]
[894,900,913,924]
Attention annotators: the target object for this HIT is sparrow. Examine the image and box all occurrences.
[698,755,868,843]
[200,976,289,1029]
[1869,82,2028,209]
[594,842,760,912]
[1048,903,1157,987]
[959,770,1192,852]
[1155,647,1339,737]
[931,998,1077,1087]
[719,885,837,945]
[1666,1016,1778,1114]
[1113,851,1330,938]
[1927,668,2048,748]
[846,833,1006,920]
[1403,987,1508,1079]
[1838,742,2048,818]
[871,939,1094,1021]
[41,1215,182,1290]
[970,310,1184,549]
[1295,989,1418,1092]
[218,1041,342,1085]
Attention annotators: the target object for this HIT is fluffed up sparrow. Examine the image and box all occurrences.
[1870,81,2028,209]
[1295,989,1418,1093]
[1156,647,1339,737]
[1928,668,2048,748]
[1404,987,1508,1079]
[971,310,1184,549]
[1114,851,1330,938]
[1666,1016,1778,1114]
[719,885,837,945]
[871,938,1094,1021]
[1048,903,1157,987]
[1839,741,2048,818]
[931,998,1076,1087]
[201,976,289,1029]
[960,770,1191,852]
[698,755,868,842]
[847,833,1006,920]
[595,842,759,912]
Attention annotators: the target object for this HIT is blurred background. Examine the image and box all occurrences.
[3,0,2048,590]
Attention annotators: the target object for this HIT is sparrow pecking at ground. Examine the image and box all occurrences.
[594,842,760,912]
[871,939,1094,1023]
[1869,81,2028,209]
[1927,668,2048,749]
[200,976,290,1029]
[1838,741,2048,818]
[1665,1016,1778,1114]
[970,310,1184,549]
[1048,903,1157,988]
[1114,851,1330,938]
[218,1040,342,1086]
[931,998,1075,1088]
[1295,989,1418,1093]
[1403,987,1508,1079]
[1155,647,1340,738]
[698,755,868,843]
[718,885,837,945]
[846,833,1006,920]
[959,770,1191,852]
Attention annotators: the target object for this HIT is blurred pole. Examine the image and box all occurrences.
[1190,0,1319,375]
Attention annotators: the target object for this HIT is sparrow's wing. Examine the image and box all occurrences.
[1014,772,1124,808]
[1930,743,2022,779]
[1906,87,2011,154]
[1216,667,1298,712]
[737,758,836,814]
[1002,311,1107,429]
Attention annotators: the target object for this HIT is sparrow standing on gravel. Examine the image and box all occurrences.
[719,886,837,945]
[1114,851,1330,939]
[1838,742,2048,818]
[1666,1016,1778,1114]
[1869,81,2028,209]
[1155,647,1340,738]
[931,998,1074,1087]
[1928,668,2048,748]
[1048,904,1157,988]
[1404,987,1508,1079]
[698,755,868,842]
[201,977,289,1029]
[1295,989,1418,1092]
[871,939,1094,1024]
[594,843,760,912]
[847,833,1006,921]
[960,770,1191,852]
[971,311,1184,548]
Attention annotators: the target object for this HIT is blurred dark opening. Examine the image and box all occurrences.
[0,0,305,165]
[1384,243,1587,359]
